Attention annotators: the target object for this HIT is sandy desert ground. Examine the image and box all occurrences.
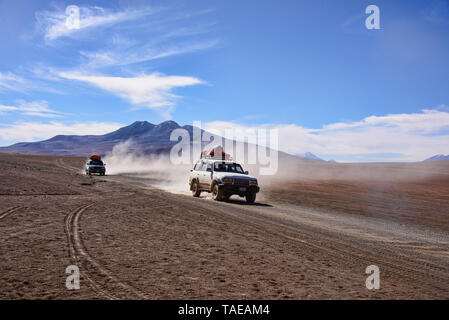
[0,152,448,299]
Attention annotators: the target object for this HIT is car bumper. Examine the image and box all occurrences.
[88,168,105,173]
[219,184,259,194]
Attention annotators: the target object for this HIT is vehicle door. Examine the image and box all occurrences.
[203,162,213,188]
[198,161,212,188]
[190,160,201,184]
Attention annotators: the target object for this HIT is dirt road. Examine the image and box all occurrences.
[0,153,448,299]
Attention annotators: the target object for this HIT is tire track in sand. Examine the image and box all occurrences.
[158,195,449,298]
[55,158,81,174]
[64,204,150,299]
[0,206,23,221]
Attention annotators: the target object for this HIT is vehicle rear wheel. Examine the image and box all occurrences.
[191,180,201,197]
[212,183,223,201]
[245,192,256,204]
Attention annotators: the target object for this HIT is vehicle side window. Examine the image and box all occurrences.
[194,161,202,171]
[200,162,208,171]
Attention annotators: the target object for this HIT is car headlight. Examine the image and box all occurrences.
[249,179,258,186]
[222,177,233,184]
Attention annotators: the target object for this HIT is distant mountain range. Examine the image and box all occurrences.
[302,152,321,161]
[0,120,187,156]
[0,120,326,163]
[301,152,336,163]
[6,120,444,163]
[423,154,449,162]
[302,152,327,161]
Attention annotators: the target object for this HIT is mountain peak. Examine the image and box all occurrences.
[126,120,154,129]
[103,120,155,140]
[129,120,153,127]
[423,154,449,162]
[303,152,324,161]
[155,120,180,128]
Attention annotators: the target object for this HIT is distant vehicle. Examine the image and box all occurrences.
[189,148,259,203]
[85,155,106,176]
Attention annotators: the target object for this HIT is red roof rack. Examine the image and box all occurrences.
[200,147,232,160]
[89,155,102,160]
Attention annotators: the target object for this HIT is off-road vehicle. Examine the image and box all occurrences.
[85,155,106,176]
[189,149,259,203]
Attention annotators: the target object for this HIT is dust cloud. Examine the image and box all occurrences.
[103,141,446,199]
[103,140,193,195]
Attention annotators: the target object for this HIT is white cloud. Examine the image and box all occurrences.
[70,6,218,68]
[203,109,449,162]
[80,39,219,68]
[0,121,123,144]
[36,6,154,41]
[319,109,449,133]
[0,72,25,92]
[0,70,63,94]
[59,72,203,116]
[0,100,64,118]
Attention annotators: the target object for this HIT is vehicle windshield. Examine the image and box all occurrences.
[214,162,244,173]
[89,159,103,166]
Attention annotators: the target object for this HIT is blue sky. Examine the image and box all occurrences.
[0,0,449,161]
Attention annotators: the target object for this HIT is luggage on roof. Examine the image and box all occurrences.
[201,146,232,160]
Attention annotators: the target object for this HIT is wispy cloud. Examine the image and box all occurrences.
[204,109,449,162]
[0,72,26,92]
[0,121,123,144]
[0,100,64,118]
[0,70,64,94]
[36,5,155,41]
[67,5,219,68]
[319,109,449,133]
[80,39,219,68]
[341,13,367,34]
[59,72,203,117]
[162,22,217,39]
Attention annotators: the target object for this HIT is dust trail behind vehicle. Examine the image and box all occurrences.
[103,140,192,194]
[102,140,449,208]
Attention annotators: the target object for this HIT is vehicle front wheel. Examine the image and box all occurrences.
[245,192,256,204]
[191,180,201,197]
[212,183,223,201]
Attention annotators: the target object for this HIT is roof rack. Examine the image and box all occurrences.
[200,146,232,160]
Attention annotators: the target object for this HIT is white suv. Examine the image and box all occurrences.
[189,158,259,203]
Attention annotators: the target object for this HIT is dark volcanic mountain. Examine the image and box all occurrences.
[0,120,195,156]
